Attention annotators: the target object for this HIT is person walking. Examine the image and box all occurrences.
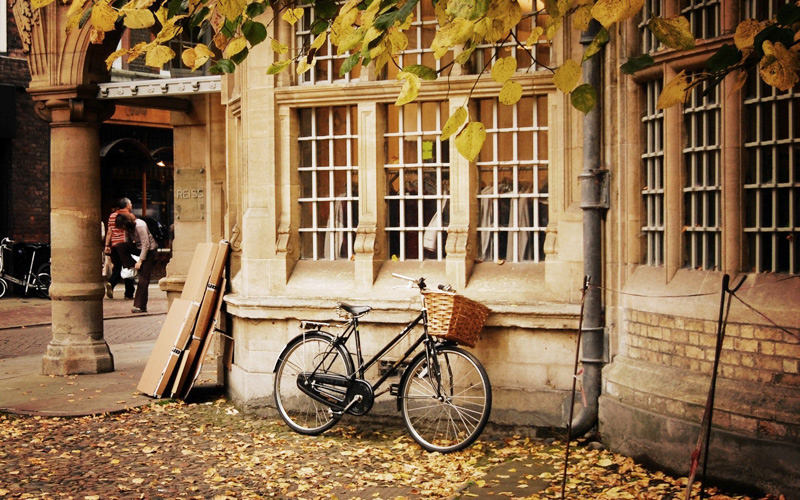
[114,212,158,313]
[104,198,135,300]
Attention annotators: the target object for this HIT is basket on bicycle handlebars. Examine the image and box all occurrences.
[423,291,490,348]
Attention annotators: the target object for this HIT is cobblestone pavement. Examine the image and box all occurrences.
[0,398,555,500]
[0,315,163,359]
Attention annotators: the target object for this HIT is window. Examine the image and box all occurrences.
[476,96,549,263]
[298,106,359,260]
[639,0,662,54]
[642,80,665,266]
[679,0,720,40]
[682,75,721,270]
[384,102,450,261]
[745,0,793,19]
[382,2,451,80]
[474,11,551,73]
[743,73,800,273]
[296,5,361,85]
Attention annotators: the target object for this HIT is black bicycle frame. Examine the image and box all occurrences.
[319,309,432,394]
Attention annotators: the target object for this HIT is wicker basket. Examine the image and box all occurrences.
[424,291,490,348]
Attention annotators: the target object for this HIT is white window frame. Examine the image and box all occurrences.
[384,101,450,261]
[296,5,358,85]
[476,96,549,263]
[297,105,359,261]
[742,71,800,274]
[679,0,721,40]
[682,75,721,270]
[642,79,665,267]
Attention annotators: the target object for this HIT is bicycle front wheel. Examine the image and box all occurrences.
[274,332,353,435]
[399,345,492,453]
[34,268,51,299]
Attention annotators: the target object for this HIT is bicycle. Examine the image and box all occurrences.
[0,237,51,299]
[273,273,492,453]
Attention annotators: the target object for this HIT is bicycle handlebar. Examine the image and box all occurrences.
[391,273,456,293]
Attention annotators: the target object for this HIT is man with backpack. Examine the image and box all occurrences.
[114,212,158,313]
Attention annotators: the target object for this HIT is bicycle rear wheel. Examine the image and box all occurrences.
[399,344,492,453]
[274,332,353,435]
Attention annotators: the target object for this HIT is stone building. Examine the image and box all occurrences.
[12,0,799,495]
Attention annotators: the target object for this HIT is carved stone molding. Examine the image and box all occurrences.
[35,98,116,125]
[9,0,38,54]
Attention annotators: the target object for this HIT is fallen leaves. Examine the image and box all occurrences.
[0,401,772,499]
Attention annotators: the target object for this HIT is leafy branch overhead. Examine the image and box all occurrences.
[37,0,800,160]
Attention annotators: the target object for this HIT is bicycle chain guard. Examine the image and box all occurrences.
[345,379,374,416]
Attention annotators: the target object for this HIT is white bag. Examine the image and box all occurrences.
[121,267,138,280]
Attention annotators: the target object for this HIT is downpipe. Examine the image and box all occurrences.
[570,20,608,437]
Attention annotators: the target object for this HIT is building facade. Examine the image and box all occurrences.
[13,0,799,495]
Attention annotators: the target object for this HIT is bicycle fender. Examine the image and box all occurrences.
[272,330,338,372]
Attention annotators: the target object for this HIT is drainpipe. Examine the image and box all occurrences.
[571,19,607,436]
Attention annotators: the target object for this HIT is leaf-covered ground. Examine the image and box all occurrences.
[0,398,780,499]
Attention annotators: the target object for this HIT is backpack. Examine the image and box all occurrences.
[142,216,168,246]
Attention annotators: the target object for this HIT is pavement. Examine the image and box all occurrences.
[0,284,169,416]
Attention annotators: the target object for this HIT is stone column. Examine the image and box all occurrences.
[38,97,114,375]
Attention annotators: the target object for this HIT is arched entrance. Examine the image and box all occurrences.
[100,138,173,278]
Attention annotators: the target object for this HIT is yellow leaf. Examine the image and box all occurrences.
[91,0,119,33]
[491,56,517,84]
[572,4,594,32]
[656,70,689,109]
[591,0,644,28]
[395,72,421,107]
[431,18,475,60]
[224,37,248,58]
[499,80,523,105]
[734,19,764,50]
[89,27,105,44]
[181,48,197,69]
[145,44,176,69]
[66,0,89,32]
[128,41,149,63]
[387,30,408,53]
[552,59,581,93]
[759,41,800,91]
[32,0,56,9]
[525,26,544,47]
[122,9,155,29]
[155,15,187,43]
[441,107,468,142]
[271,39,289,54]
[597,458,614,467]
[455,122,486,162]
[282,7,304,26]
[648,16,695,50]
[105,48,129,70]
[218,0,248,21]
[67,0,89,17]
[297,57,315,75]
[311,32,327,51]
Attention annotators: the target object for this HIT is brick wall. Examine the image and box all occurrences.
[1,5,51,243]
[624,310,799,386]
[621,309,800,440]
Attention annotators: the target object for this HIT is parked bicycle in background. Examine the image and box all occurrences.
[0,237,51,299]
[273,273,492,453]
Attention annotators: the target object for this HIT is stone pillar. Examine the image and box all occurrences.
[38,97,114,375]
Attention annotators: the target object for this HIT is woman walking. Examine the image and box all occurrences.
[114,212,158,313]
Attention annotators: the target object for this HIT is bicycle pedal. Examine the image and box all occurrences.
[389,383,399,397]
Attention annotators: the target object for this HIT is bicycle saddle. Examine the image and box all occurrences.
[337,303,372,317]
